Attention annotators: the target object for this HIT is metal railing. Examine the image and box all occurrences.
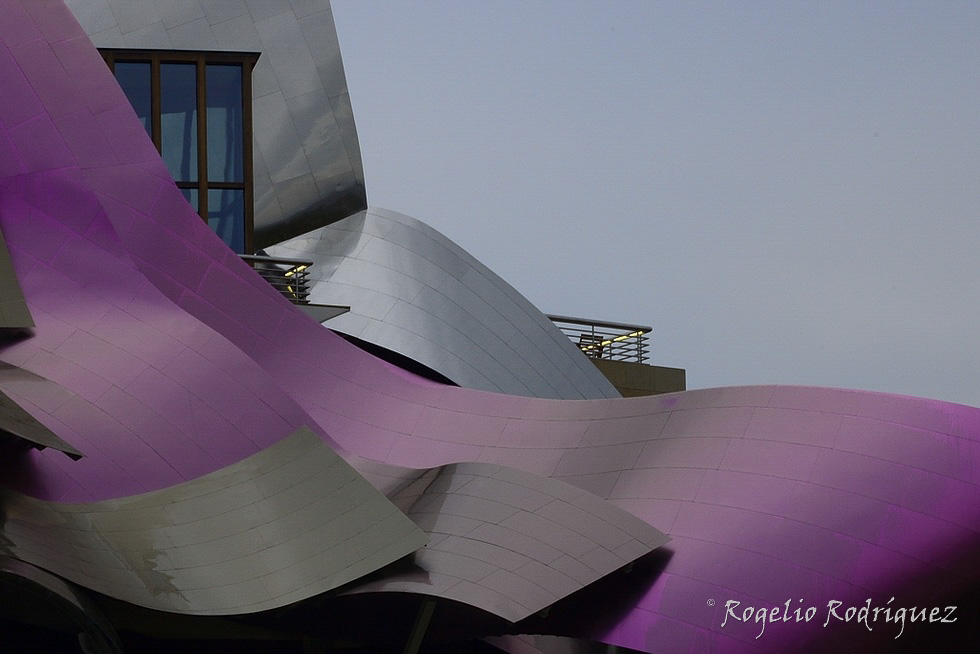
[548,314,652,364]
[240,254,313,305]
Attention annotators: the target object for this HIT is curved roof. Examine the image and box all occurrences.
[266,208,622,399]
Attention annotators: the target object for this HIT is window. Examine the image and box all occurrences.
[101,50,259,254]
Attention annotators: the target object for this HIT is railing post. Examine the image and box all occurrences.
[546,315,652,365]
[239,254,314,305]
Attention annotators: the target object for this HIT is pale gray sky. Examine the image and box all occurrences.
[331,1,979,407]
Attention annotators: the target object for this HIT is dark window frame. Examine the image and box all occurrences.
[101,48,259,254]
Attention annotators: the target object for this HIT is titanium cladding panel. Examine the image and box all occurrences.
[65,0,367,246]
[0,428,427,615]
[342,460,668,622]
[267,208,622,400]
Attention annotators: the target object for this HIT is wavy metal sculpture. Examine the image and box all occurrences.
[0,2,977,653]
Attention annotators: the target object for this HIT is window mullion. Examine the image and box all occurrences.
[197,56,208,223]
[102,48,259,252]
[151,58,162,152]
[243,61,254,254]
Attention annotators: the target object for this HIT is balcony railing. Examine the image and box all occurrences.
[548,314,652,364]
[240,254,313,305]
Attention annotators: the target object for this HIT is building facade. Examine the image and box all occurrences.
[0,2,977,653]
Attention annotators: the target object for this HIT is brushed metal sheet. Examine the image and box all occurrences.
[344,459,668,623]
[0,427,427,615]
[267,208,621,400]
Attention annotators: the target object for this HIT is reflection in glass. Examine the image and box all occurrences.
[161,63,198,183]
[104,52,252,253]
[208,189,245,253]
[206,65,244,183]
[114,62,151,138]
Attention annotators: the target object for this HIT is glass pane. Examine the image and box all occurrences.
[114,62,151,138]
[206,64,244,183]
[207,189,245,253]
[161,63,198,182]
[179,187,200,215]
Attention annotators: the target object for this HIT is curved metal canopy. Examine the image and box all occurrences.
[266,208,622,400]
